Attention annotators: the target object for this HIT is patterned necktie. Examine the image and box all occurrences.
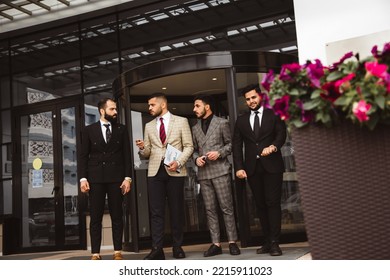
[159,117,166,144]
[104,124,111,143]
[254,111,260,139]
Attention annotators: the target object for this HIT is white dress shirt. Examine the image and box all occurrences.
[156,111,171,135]
[249,106,264,130]
[100,120,111,143]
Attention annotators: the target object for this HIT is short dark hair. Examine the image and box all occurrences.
[97,98,115,112]
[240,84,261,97]
[194,94,215,111]
[148,92,167,102]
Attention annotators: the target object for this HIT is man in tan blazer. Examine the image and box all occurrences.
[136,92,193,260]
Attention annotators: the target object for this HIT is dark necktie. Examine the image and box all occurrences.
[159,117,166,144]
[254,111,260,139]
[104,124,111,143]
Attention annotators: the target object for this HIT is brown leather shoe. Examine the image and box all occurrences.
[91,255,102,260]
[113,252,124,260]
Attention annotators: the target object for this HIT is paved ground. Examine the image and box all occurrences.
[0,242,311,260]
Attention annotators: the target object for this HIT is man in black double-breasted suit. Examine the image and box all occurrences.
[79,98,132,260]
[232,84,286,256]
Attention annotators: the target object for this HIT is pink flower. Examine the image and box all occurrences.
[321,81,341,102]
[365,61,388,79]
[332,51,354,68]
[279,63,301,81]
[305,59,325,88]
[273,95,290,120]
[261,70,274,92]
[334,73,356,92]
[352,100,371,122]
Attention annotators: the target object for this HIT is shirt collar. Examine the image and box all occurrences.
[158,111,171,122]
[100,120,111,126]
[251,106,264,116]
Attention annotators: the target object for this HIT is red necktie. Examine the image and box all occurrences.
[159,117,166,144]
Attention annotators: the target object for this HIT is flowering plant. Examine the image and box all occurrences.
[261,42,390,130]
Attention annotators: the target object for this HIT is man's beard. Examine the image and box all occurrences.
[196,109,207,119]
[251,104,261,111]
[105,113,118,124]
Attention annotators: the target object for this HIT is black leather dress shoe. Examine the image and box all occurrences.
[172,246,186,259]
[229,243,241,255]
[256,244,271,254]
[144,247,165,260]
[269,243,282,256]
[203,244,222,257]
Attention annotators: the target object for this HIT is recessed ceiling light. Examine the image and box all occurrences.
[212,77,217,81]
[162,87,167,90]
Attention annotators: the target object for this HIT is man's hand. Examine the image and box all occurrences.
[135,139,144,150]
[120,180,131,195]
[261,145,277,156]
[236,169,247,179]
[195,156,206,167]
[205,151,220,161]
[80,180,90,193]
[167,160,179,172]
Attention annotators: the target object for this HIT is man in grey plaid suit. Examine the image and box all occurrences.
[192,95,241,257]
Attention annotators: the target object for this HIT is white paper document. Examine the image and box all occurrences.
[164,143,182,173]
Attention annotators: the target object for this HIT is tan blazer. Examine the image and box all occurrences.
[140,113,194,177]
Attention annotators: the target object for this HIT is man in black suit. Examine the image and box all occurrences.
[79,98,132,260]
[232,84,286,256]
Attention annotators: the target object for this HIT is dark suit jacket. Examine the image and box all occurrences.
[232,108,286,176]
[79,121,131,183]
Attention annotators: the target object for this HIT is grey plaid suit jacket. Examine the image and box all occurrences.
[192,116,232,180]
[140,113,194,177]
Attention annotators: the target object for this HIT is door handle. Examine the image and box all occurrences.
[51,186,60,195]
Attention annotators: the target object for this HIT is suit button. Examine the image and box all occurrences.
[103,162,106,165]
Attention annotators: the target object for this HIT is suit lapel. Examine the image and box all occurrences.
[194,120,206,146]
[244,113,257,141]
[94,122,106,145]
[148,118,161,146]
[165,114,174,143]
[204,116,218,142]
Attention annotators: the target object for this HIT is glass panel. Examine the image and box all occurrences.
[2,110,11,143]
[235,72,305,235]
[84,94,107,126]
[2,179,12,215]
[20,113,55,247]
[0,40,9,77]
[1,76,11,109]
[61,107,80,245]
[81,15,119,102]
[2,144,12,179]
[11,24,81,106]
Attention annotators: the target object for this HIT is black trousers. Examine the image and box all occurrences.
[89,182,123,253]
[147,164,185,248]
[247,160,283,243]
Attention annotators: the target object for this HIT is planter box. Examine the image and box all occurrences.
[292,122,390,259]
